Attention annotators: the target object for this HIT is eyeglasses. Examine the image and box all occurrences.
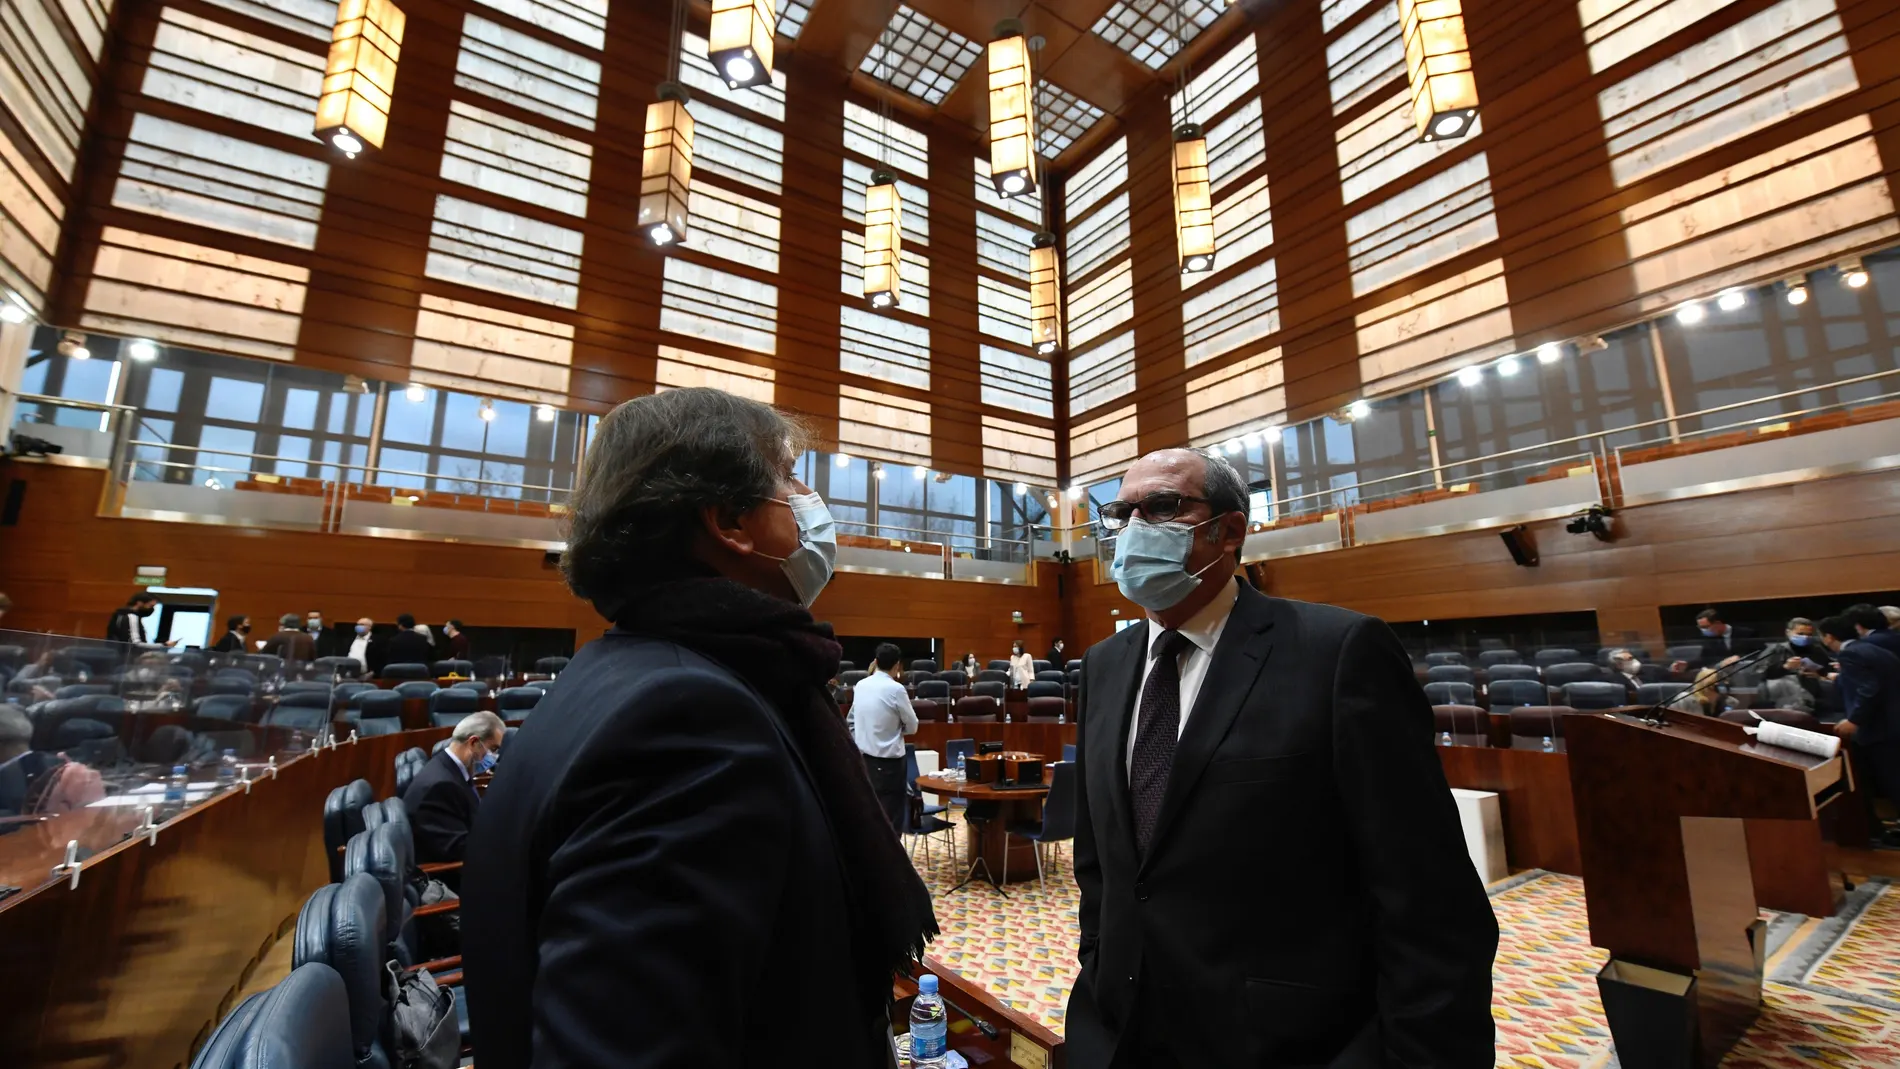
[1097,492,1211,531]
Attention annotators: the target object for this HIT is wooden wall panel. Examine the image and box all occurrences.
[0,462,1064,659]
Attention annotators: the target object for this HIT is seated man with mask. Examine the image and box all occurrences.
[404,711,504,869]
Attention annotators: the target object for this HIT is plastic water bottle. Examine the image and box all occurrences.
[218,749,239,788]
[164,765,188,804]
[910,974,948,1068]
[956,753,967,780]
[1440,730,1453,747]
[1541,735,1555,753]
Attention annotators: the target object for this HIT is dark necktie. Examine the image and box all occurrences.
[1131,629,1191,857]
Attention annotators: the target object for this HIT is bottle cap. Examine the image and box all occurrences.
[918,974,939,994]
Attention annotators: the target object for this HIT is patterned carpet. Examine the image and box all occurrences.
[907,822,1900,1067]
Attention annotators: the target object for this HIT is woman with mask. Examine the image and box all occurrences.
[1008,639,1035,688]
[461,388,937,1069]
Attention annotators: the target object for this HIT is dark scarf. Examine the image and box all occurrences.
[612,574,938,1008]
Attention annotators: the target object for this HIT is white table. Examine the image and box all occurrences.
[915,749,941,807]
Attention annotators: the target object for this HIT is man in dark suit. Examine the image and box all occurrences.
[1821,616,1900,844]
[382,614,435,669]
[105,592,162,645]
[403,710,503,867]
[1689,607,1757,671]
[1068,448,1497,1069]
[211,615,250,654]
[1846,603,1900,659]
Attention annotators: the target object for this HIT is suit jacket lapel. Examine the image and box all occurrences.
[1093,619,1148,856]
[1142,584,1276,868]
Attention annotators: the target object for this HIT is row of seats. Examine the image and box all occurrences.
[838,658,1083,677]
[1424,678,1689,712]
[1431,704,1820,747]
[906,695,1071,723]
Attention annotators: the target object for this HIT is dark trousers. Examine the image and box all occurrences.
[862,753,907,836]
[1857,740,1900,813]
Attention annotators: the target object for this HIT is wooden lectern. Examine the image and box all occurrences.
[1566,709,1850,1069]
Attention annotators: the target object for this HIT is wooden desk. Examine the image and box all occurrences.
[1437,739,1842,916]
[910,721,1077,759]
[893,958,1065,1069]
[916,771,1049,885]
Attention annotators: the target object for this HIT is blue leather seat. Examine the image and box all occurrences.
[194,694,256,722]
[207,679,258,698]
[497,687,541,716]
[916,680,950,701]
[280,681,333,695]
[839,670,870,687]
[1033,670,1065,683]
[1545,662,1607,688]
[333,682,373,707]
[534,656,570,675]
[1423,681,1475,706]
[356,690,403,719]
[189,963,352,1069]
[293,875,390,1069]
[1026,697,1065,722]
[1025,680,1063,700]
[1533,648,1583,668]
[432,660,474,678]
[277,689,334,709]
[358,717,403,737]
[381,663,431,681]
[449,680,488,695]
[1426,665,1474,684]
[262,703,328,733]
[429,688,480,715]
[394,680,439,700]
[1486,664,1540,681]
[55,683,113,699]
[935,670,968,689]
[970,681,1006,701]
[1006,761,1078,890]
[1563,681,1627,711]
[344,823,416,964]
[1424,652,1466,667]
[322,779,375,884]
[1478,649,1522,667]
[311,656,363,680]
[1487,678,1548,711]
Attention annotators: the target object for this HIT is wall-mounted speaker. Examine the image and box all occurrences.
[542,550,563,567]
[1500,525,1538,567]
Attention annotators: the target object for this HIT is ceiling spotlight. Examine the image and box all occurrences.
[1347,399,1371,420]
[1184,254,1211,273]
[1674,302,1705,325]
[834,453,852,468]
[1046,494,1059,509]
[648,224,675,246]
[1013,481,1027,496]
[1841,259,1869,289]
[1784,277,1809,305]
[331,130,363,157]
[204,477,223,490]
[1456,366,1483,387]
[127,339,159,361]
[1537,342,1562,364]
[70,345,90,360]
[1432,113,1468,138]
[0,299,25,324]
[913,465,927,480]
[1035,340,1059,356]
[1001,173,1027,195]
[535,404,555,422]
[870,291,894,309]
[723,56,757,85]
[404,383,427,402]
[1066,485,1083,500]
[1241,431,1262,447]
[479,400,496,422]
[1717,289,1747,312]
[1222,438,1243,455]
[1496,355,1520,377]
[1262,425,1283,443]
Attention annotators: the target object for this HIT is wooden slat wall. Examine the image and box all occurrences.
[1066,466,1900,656]
[0,0,113,311]
[1064,0,1900,455]
[0,461,1066,660]
[39,0,1059,483]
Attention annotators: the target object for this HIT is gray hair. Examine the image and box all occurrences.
[454,710,505,744]
[1883,606,1900,626]
[1190,448,1250,518]
[1786,616,1813,630]
[279,612,301,629]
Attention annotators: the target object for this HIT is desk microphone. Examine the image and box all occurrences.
[938,994,998,1040]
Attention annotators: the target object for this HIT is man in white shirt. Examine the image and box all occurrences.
[348,618,375,676]
[1067,447,1496,1069]
[852,642,918,836]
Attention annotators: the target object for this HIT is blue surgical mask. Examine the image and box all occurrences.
[354,624,369,635]
[758,492,837,608]
[1111,516,1222,611]
[1789,633,1810,647]
[308,618,322,632]
[1699,627,1718,637]
[474,750,497,775]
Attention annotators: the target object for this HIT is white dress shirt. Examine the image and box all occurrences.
[1126,579,1240,779]
[851,671,918,759]
[348,633,371,669]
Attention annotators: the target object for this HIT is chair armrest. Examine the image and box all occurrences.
[432,969,463,987]
[413,900,460,918]
[418,861,462,875]
[408,955,462,974]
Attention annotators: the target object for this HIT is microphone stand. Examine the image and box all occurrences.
[1627,646,1773,727]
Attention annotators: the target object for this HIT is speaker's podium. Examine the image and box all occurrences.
[1566,708,1850,1069]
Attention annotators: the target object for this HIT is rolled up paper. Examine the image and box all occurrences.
[1742,720,1841,759]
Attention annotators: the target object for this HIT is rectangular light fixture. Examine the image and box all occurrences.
[986,30,1037,199]
[709,0,776,89]
[1399,0,1479,142]
[638,85,694,247]
[1030,232,1062,354]
[1172,124,1215,274]
[314,0,405,157]
[863,169,902,309]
